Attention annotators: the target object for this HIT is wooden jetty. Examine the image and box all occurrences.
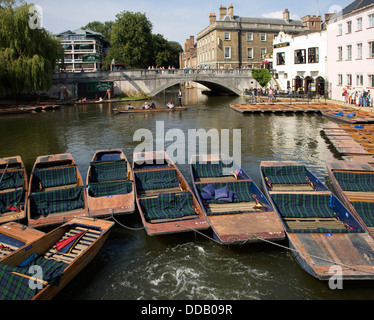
[322,123,374,158]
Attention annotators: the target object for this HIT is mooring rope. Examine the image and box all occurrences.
[111,213,145,231]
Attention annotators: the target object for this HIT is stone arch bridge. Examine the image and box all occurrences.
[51,69,259,98]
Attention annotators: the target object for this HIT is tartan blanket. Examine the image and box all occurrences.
[334,172,374,192]
[30,186,85,218]
[352,202,374,227]
[140,192,196,222]
[0,189,24,214]
[90,159,128,183]
[88,180,133,198]
[0,255,67,300]
[32,166,77,189]
[262,166,308,185]
[271,194,335,219]
[0,170,24,190]
[135,169,179,191]
[192,161,234,179]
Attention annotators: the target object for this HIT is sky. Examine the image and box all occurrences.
[33,0,354,46]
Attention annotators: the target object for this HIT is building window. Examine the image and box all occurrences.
[247,48,253,59]
[347,21,352,33]
[212,48,215,60]
[261,48,266,59]
[338,24,342,35]
[356,74,363,86]
[294,49,306,64]
[347,45,352,60]
[338,46,343,60]
[369,74,374,87]
[308,47,319,63]
[369,14,374,28]
[347,74,352,86]
[277,52,285,65]
[357,43,363,59]
[357,17,363,30]
[224,47,231,59]
[224,32,230,40]
[369,41,374,58]
[247,33,253,41]
[260,34,266,41]
[338,74,343,85]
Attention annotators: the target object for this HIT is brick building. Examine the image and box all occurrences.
[196,5,306,69]
[180,36,197,69]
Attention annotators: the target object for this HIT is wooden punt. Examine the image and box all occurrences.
[190,154,285,245]
[114,106,187,114]
[133,151,209,236]
[0,156,28,224]
[0,222,45,261]
[27,154,89,229]
[260,160,374,280]
[86,149,135,218]
[326,160,374,239]
[322,110,374,124]
[0,217,114,300]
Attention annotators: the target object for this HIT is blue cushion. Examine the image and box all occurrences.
[215,186,228,200]
[200,192,214,200]
[203,184,215,197]
[218,191,236,203]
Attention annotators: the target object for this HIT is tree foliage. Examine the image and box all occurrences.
[251,69,272,88]
[82,21,113,41]
[103,11,182,69]
[0,1,63,95]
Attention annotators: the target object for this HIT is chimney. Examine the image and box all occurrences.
[228,4,234,19]
[219,5,227,20]
[209,12,216,25]
[189,36,195,49]
[283,9,290,23]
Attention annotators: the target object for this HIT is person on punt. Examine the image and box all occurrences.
[164,101,175,109]
[125,103,134,110]
[141,102,150,110]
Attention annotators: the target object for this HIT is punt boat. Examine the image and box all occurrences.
[190,154,285,245]
[133,151,209,236]
[0,156,28,224]
[260,160,374,280]
[86,149,135,218]
[0,222,45,261]
[114,106,187,114]
[0,217,114,300]
[27,154,88,229]
[327,160,374,239]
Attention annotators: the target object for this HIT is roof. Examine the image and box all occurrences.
[56,28,104,38]
[237,16,304,27]
[330,0,374,19]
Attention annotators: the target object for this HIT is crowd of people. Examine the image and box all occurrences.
[342,87,371,107]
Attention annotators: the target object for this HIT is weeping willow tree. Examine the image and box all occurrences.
[0,0,63,96]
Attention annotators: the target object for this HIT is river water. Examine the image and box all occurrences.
[1,87,373,301]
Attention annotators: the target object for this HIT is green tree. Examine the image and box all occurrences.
[251,69,272,88]
[82,21,114,41]
[150,34,182,68]
[0,1,63,96]
[105,11,153,69]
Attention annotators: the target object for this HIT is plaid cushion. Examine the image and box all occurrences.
[272,194,335,219]
[196,181,254,204]
[0,189,24,214]
[0,170,24,190]
[33,166,77,189]
[88,180,133,198]
[140,192,196,222]
[334,172,374,192]
[135,169,179,191]
[352,202,374,227]
[192,161,234,179]
[90,159,128,183]
[262,166,308,185]
[0,255,67,300]
[30,186,85,218]
[287,228,363,234]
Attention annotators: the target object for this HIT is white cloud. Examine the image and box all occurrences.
[262,10,300,20]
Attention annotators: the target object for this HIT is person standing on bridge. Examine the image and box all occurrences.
[178,89,183,107]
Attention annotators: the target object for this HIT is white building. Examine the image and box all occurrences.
[56,29,109,73]
[326,0,374,102]
[272,29,327,95]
